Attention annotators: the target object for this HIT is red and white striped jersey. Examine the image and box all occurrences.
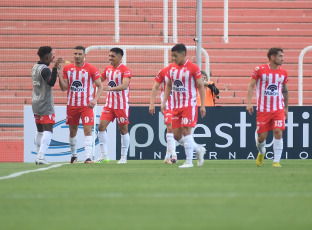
[154,67,173,111]
[63,62,100,107]
[102,64,131,109]
[251,64,288,112]
[168,60,201,109]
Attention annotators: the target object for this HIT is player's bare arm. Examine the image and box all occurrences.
[88,78,103,109]
[282,83,289,119]
[195,77,206,118]
[149,81,161,115]
[107,77,130,92]
[161,78,172,114]
[246,78,257,115]
[58,76,68,92]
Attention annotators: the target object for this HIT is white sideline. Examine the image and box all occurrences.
[0,163,66,181]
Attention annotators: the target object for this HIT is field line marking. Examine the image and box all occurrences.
[0,163,66,181]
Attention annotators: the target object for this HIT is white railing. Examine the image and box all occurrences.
[298,46,312,106]
[86,45,210,80]
[223,0,229,43]
[114,0,119,43]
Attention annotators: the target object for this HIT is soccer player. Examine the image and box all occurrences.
[96,47,131,164]
[161,43,207,168]
[149,66,177,164]
[246,47,289,167]
[59,46,103,164]
[31,46,63,164]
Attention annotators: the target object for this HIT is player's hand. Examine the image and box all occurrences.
[284,107,288,119]
[200,106,206,118]
[103,86,111,91]
[149,105,155,115]
[54,57,64,69]
[246,104,254,115]
[88,99,97,109]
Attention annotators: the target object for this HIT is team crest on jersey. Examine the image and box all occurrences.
[173,80,186,92]
[70,80,84,92]
[255,66,260,71]
[108,81,117,87]
[265,84,279,96]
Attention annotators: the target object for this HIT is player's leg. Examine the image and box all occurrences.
[35,114,55,165]
[118,123,129,164]
[179,126,194,168]
[96,120,111,163]
[35,122,43,162]
[255,111,271,166]
[164,110,175,163]
[81,107,95,163]
[272,110,285,167]
[96,107,114,163]
[69,125,79,163]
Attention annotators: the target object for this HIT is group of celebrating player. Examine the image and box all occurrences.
[31,44,288,168]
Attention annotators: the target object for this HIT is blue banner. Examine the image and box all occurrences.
[116,106,311,160]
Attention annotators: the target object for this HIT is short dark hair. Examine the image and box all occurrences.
[37,46,52,59]
[74,45,86,53]
[110,47,124,57]
[267,47,283,60]
[171,43,187,54]
[201,70,207,77]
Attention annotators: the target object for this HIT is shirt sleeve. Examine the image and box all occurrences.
[123,66,131,79]
[41,67,57,87]
[193,64,201,80]
[63,66,68,80]
[283,70,288,84]
[91,66,100,81]
[154,69,164,84]
[251,66,260,80]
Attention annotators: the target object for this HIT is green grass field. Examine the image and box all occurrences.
[0,160,311,230]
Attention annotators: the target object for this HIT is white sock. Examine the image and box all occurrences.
[69,137,77,157]
[166,133,176,157]
[38,131,52,159]
[84,136,93,160]
[98,131,108,157]
[178,138,185,147]
[183,135,194,164]
[256,139,266,155]
[273,138,283,163]
[193,139,201,153]
[35,131,43,156]
[121,133,130,158]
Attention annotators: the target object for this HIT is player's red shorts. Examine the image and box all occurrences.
[163,109,172,126]
[100,107,129,125]
[172,106,198,129]
[256,109,285,133]
[34,114,55,124]
[66,106,94,125]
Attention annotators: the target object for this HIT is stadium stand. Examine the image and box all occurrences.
[0,0,312,161]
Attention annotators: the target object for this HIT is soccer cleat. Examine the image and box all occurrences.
[196,146,206,167]
[272,162,282,167]
[171,154,178,164]
[70,156,77,164]
[35,158,49,165]
[117,157,127,164]
[256,153,265,167]
[84,158,94,164]
[164,157,172,164]
[96,155,110,163]
[179,162,194,168]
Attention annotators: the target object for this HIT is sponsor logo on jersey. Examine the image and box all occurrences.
[173,80,186,92]
[70,80,84,92]
[33,81,40,86]
[108,81,117,87]
[264,84,279,96]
